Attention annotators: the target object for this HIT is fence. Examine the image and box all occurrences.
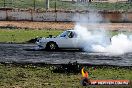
[0,0,132,11]
[0,10,132,22]
[0,0,132,22]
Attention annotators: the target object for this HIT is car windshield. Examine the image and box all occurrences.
[58,31,67,37]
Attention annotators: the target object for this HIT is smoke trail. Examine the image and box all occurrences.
[74,11,132,55]
[92,33,132,55]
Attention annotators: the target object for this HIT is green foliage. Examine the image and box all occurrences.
[0,29,131,43]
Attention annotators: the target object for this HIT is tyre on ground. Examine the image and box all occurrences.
[46,42,58,51]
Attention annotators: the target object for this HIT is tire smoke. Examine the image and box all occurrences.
[74,11,132,55]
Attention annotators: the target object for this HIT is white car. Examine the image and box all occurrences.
[36,30,82,50]
[36,30,111,51]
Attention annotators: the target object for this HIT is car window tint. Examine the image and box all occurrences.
[59,31,76,38]
[60,31,67,37]
[67,31,74,38]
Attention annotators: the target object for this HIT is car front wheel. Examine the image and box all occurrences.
[46,42,58,51]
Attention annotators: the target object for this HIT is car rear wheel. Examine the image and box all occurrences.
[46,42,58,51]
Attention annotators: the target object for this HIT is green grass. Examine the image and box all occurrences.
[55,2,132,11]
[0,0,132,11]
[0,29,62,43]
[0,64,131,88]
[0,28,131,43]
[0,0,46,9]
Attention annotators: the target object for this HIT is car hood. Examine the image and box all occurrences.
[38,37,58,42]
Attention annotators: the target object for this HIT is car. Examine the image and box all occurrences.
[36,30,83,51]
[36,30,111,51]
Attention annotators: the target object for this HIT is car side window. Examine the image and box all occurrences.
[59,31,75,38]
[67,31,74,38]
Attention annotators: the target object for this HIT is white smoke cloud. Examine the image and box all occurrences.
[92,33,132,55]
[74,11,132,55]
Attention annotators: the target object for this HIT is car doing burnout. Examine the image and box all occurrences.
[36,30,83,50]
[36,30,111,51]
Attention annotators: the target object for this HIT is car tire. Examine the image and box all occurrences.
[46,42,58,51]
[79,48,84,51]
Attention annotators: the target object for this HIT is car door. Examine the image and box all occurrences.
[56,31,79,48]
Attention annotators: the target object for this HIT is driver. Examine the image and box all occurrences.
[68,31,74,38]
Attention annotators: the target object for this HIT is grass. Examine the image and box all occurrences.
[0,28,132,87]
[0,0,132,11]
[0,28,131,43]
[55,2,132,11]
[0,0,46,9]
[0,29,62,43]
[0,63,131,88]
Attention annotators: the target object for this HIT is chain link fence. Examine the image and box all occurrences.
[0,0,132,11]
[0,0,131,22]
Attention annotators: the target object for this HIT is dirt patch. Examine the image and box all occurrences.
[0,21,74,30]
[0,21,132,31]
